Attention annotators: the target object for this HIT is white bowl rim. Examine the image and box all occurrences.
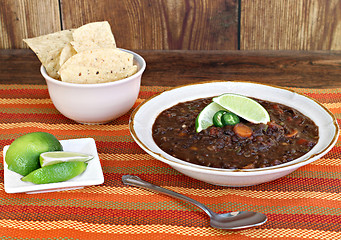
[129,80,339,175]
[40,48,146,88]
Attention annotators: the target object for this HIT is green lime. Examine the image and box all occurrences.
[212,110,228,127]
[221,112,240,126]
[213,93,270,124]
[40,151,94,167]
[195,102,227,132]
[5,132,63,176]
[21,161,87,184]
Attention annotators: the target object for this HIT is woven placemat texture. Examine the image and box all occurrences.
[0,84,340,239]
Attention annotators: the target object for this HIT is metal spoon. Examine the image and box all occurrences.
[122,175,267,230]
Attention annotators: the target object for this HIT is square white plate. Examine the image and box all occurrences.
[3,138,104,194]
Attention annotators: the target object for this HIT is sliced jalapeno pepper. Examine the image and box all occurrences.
[222,112,240,126]
[212,110,227,127]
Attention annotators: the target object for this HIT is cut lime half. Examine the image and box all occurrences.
[195,102,227,132]
[40,151,94,167]
[213,93,270,124]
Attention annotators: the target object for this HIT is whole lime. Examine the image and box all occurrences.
[5,132,63,176]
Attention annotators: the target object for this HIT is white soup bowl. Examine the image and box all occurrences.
[129,81,339,187]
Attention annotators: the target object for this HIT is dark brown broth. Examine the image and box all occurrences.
[152,97,319,169]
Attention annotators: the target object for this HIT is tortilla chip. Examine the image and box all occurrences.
[59,42,77,67]
[59,65,137,84]
[23,21,133,83]
[70,40,101,53]
[58,48,136,84]
[23,29,74,79]
[71,21,116,53]
[43,49,62,79]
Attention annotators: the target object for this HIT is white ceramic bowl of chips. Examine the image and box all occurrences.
[129,81,339,187]
[41,49,146,124]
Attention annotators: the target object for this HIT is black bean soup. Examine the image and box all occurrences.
[152,97,319,169]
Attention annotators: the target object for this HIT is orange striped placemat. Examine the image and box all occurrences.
[0,84,340,239]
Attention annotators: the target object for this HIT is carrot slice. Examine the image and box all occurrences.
[297,138,308,145]
[285,129,298,138]
[233,123,253,138]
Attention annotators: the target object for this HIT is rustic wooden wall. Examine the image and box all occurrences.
[60,0,238,50]
[0,0,61,49]
[1,0,340,50]
[240,0,341,50]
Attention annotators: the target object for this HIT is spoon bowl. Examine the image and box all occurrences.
[122,175,267,230]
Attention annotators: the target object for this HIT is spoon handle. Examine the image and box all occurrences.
[122,175,215,217]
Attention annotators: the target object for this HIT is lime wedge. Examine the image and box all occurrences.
[195,102,227,132]
[22,161,87,184]
[40,151,94,167]
[213,93,270,124]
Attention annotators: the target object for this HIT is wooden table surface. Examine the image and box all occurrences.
[0,49,340,88]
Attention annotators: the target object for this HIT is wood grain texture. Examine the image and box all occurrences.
[60,0,238,50]
[1,49,340,88]
[0,0,61,49]
[139,50,341,88]
[240,0,341,50]
[1,0,340,50]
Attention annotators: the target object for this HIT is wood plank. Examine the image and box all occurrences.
[1,49,340,88]
[0,0,61,49]
[240,0,341,50]
[0,49,43,84]
[139,50,341,88]
[60,0,238,50]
